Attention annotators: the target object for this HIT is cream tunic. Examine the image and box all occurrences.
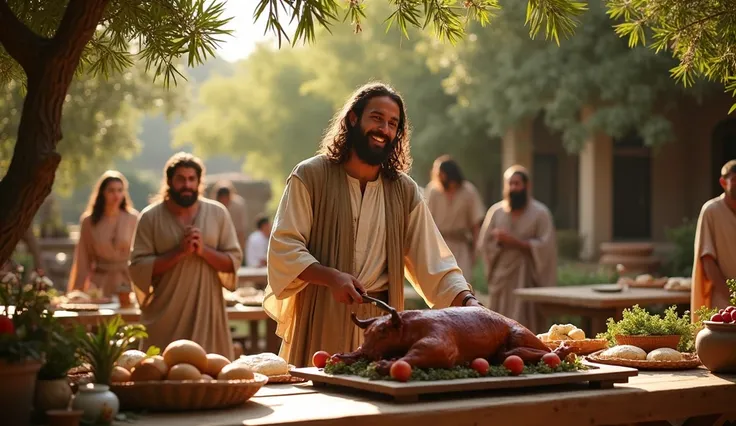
[129,199,243,359]
[691,195,736,320]
[264,175,469,363]
[425,180,486,281]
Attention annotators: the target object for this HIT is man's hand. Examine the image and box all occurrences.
[491,229,512,244]
[327,270,366,305]
[186,227,204,256]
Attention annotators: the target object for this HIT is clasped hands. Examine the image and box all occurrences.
[180,226,204,256]
[490,228,514,245]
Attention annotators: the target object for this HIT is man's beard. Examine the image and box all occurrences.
[348,123,394,166]
[169,187,198,207]
[440,179,451,190]
[508,189,528,210]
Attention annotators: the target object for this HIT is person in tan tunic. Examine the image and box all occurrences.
[129,153,242,359]
[477,165,557,330]
[425,155,486,281]
[68,171,138,297]
[211,180,248,257]
[264,82,482,367]
[692,160,736,321]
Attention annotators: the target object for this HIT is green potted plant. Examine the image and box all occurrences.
[597,305,696,352]
[75,316,148,425]
[0,263,57,426]
[35,320,85,413]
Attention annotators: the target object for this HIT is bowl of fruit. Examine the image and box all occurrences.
[696,305,736,373]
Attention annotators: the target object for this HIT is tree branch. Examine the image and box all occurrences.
[53,0,110,60]
[0,1,43,71]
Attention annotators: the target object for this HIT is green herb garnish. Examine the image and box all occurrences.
[596,305,696,352]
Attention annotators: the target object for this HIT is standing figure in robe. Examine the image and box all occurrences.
[68,171,138,297]
[425,155,486,281]
[477,165,557,330]
[691,159,736,321]
[263,82,482,368]
[211,180,248,258]
[129,153,242,359]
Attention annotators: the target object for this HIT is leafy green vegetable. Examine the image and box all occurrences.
[596,305,696,352]
[323,357,587,382]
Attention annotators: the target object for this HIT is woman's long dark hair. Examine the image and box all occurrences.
[84,170,134,225]
[318,82,412,181]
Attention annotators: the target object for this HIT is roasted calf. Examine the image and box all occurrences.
[332,306,572,372]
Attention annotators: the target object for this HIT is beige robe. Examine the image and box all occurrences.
[691,194,736,320]
[425,180,486,281]
[129,199,242,359]
[264,165,469,367]
[68,211,138,296]
[227,194,248,257]
[477,199,557,329]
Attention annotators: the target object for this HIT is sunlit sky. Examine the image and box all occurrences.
[216,2,290,63]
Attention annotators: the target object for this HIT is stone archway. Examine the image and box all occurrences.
[712,119,736,197]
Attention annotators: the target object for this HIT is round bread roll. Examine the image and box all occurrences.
[567,328,586,340]
[635,274,653,284]
[217,363,255,380]
[536,333,550,342]
[131,356,168,381]
[116,349,147,372]
[600,345,647,360]
[205,353,231,377]
[167,363,202,381]
[646,348,683,362]
[162,340,208,372]
[111,365,132,383]
[549,324,576,336]
[233,352,288,376]
[201,374,214,381]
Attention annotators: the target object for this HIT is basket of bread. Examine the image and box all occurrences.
[233,353,307,384]
[537,324,608,355]
[617,274,668,289]
[588,305,701,370]
[110,340,268,411]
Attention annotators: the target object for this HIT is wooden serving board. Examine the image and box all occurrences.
[290,362,638,402]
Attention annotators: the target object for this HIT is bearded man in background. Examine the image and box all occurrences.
[263,82,480,367]
[477,165,557,330]
[129,152,242,359]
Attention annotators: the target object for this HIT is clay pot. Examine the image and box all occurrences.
[46,409,83,426]
[0,359,42,426]
[117,291,132,308]
[614,334,681,352]
[72,383,119,425]
[35,378,73,412]
[696,321,736,373]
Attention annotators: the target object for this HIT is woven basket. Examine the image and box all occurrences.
[545,339,609,355]
[266,374,307,384]
[614,335,681,352]
[111,373,268,411]
[586,350,701,370]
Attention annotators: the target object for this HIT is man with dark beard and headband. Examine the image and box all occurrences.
[129,152,242,359]
[264,82,481,367]
[476,165,557,330]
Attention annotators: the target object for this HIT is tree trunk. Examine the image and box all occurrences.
[0,0,110,265]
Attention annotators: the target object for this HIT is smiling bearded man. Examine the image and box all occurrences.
[263,82,482,367]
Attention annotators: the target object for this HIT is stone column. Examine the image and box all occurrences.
[578,118,613,260]
[501,121,533,193]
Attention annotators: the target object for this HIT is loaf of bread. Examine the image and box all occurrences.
[646,348,683,361]
[233,352,289,376]
[599,345,647,360]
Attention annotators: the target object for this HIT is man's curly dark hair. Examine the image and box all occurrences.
[318,82,412,181]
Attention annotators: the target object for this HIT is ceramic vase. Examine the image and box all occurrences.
[0,359,42,426]
[72,383,119,425]
[35,378,73,412]
[696,321,736,373]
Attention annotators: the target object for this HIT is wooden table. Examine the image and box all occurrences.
[50,304,281,355]
[132,368,736,426]
[238,266,268,287]
[514,285,691,335]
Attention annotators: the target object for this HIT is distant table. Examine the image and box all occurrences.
[513,285,691,335]
[238,266,268,287]
[9,303,281,355]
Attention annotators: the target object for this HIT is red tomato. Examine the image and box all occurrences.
[503,355,524,376]
[390,360,412,382]
[0,315,13,335]
[312,351,331,368]
[711,313,724,323]
[542,353,561,369]
[470,358,489,376]
[721,311,733,323]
